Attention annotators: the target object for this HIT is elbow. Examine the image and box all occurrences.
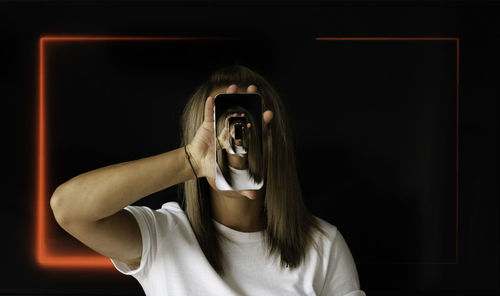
[50,184,74,229]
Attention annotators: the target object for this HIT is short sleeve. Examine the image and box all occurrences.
[320,228,366,296]
[110,206,158,277]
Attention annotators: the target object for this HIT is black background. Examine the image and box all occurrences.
[1,0,499,295]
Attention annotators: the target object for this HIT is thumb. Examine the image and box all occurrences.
[204,96,215,123]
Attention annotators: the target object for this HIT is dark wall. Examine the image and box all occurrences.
[2,1,499,295]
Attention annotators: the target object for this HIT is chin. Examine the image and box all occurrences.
[207,177,260,200]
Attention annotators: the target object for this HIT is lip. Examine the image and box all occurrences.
[238,189,259,200]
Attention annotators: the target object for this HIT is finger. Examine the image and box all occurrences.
[263,110,274,127]
[247,84,258,93]
[204,96,214,123]
[226,84,238,94]
[225,113,235,128]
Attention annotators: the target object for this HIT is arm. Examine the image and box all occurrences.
[50,146,196,268]
[50,83,263,269]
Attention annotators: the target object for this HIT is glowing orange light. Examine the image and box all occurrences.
[36,36,235,269]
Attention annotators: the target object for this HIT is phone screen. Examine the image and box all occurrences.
[228,116,247,140]
[234,123,243,140]
[213,93,264,191]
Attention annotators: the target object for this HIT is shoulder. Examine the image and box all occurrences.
[111,202,190,276]
[311,216,357,266]
[124,201,187,232]
[309,216,357,261]
[158,201,185,217]
[312,216,339,245]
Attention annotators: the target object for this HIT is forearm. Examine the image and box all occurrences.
[51,147,194,223]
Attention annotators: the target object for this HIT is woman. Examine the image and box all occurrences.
[50,65,366,296]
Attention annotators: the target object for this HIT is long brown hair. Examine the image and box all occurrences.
[179,65,326,275]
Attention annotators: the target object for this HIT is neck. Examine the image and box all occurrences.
[209,187,265,232]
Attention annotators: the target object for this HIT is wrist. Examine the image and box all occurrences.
[185,144,201,178]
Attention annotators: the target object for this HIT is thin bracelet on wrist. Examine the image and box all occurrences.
[184,145,198,179]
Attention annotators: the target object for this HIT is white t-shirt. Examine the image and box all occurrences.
[111,202,366,296]
[228,144,247,154]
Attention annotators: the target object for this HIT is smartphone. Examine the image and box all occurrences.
[228,116,247,140]
[213,93,264,191]
[234,122,243,140]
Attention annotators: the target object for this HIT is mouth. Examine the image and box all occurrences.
[238,190,258,200]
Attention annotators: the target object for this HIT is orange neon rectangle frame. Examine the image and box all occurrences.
[36,36,460,269]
